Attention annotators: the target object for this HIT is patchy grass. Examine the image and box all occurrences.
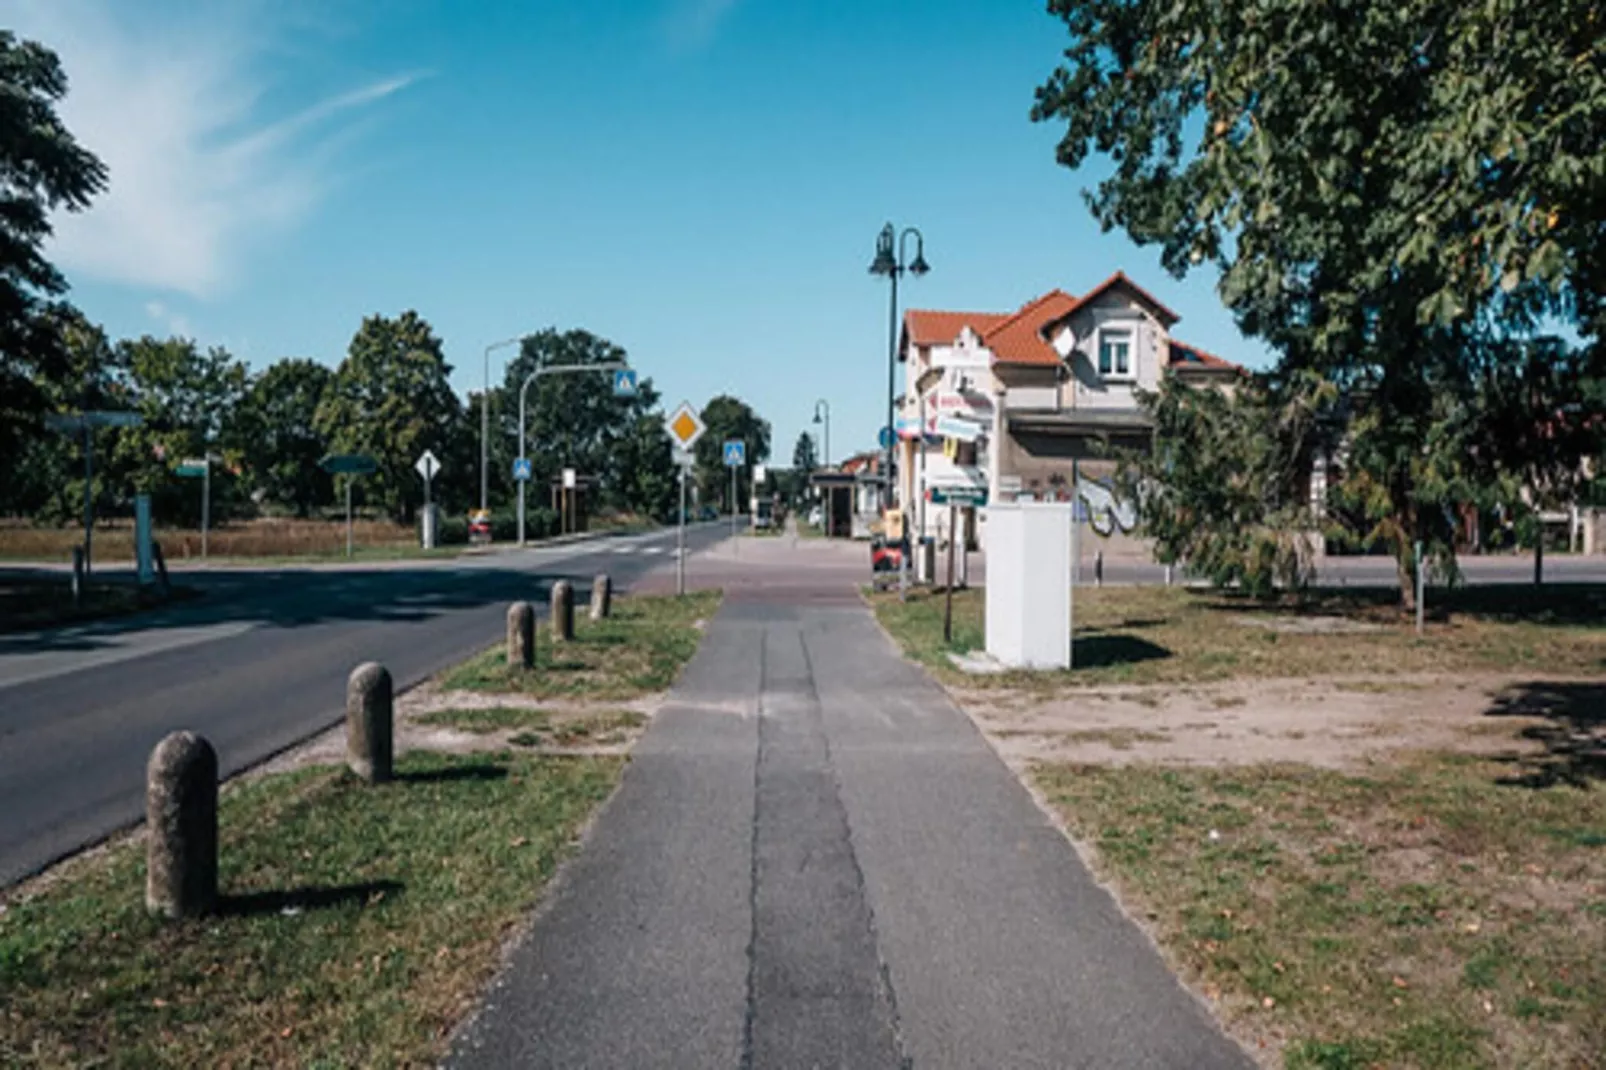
[0,750,621,1069]
[1033,755,1606,1069]
[440,590,720,702]
[418,707,647,748]
[873,584,1606,689]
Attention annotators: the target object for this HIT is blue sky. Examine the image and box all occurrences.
[8,0,1272,469]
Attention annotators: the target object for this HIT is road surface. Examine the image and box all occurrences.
[0,524,726,888]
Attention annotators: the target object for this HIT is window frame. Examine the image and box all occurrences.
[1097,327,1134,380]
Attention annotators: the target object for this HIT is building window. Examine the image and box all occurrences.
[1098,329,1132,377]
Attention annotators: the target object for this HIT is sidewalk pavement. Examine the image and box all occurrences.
[448,568,1251,1068]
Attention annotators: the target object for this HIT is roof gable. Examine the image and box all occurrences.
[981,289,1080,367]
[902,309,1007,359]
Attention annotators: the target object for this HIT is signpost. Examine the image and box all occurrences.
[319,454,377,558]
[174,454,222,557]
[723,439,745,541]
[45,409,143,574]
[664,404,706,597]
[415,450,441,549]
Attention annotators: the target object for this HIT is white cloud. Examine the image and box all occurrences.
[0,1,417,298]
[665,0,744,50]
[143,300,193,338]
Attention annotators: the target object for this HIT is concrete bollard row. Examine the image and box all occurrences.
[589,573,612,622]
[507,600,535,668]
[551,580,575,642]
[346,662,393,783]
[146,730,218,919]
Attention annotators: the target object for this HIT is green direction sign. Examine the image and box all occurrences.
[174,463,207,478]
[319,453,377,476]
[930,485,988,506]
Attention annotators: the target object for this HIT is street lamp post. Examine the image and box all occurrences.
[869,222,929,600]
[869,224,930,508]
[812,398,831,468]
[482,336,525,515]
[516,361,628,545]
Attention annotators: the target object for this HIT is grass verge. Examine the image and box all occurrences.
[1033,754,1606,1069]
[872,584,1606,688]
[440,590,721,701]
[0,750,621,1068]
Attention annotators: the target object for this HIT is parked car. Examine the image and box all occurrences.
[698,505,719,521]
[468,509,492,544]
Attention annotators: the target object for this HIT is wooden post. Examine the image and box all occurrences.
[346,662,393,783]
[590,573,612,621]
[507,601,535,669]
[145,731,218,918]
[551,580,575,641]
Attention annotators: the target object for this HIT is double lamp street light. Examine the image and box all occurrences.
[869,222,929,514]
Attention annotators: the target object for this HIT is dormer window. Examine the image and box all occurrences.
[1098,329,1132,378]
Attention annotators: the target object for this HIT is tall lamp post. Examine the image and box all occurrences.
[481,336,526,514]
[812,398,831,468]
[868,223,929,513]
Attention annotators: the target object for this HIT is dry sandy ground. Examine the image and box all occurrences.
[957,673,1565,771]
[251,681,658,778]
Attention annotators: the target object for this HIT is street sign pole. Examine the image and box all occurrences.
[730,465,737,541]
[944,503,958,641]
[201,454,211,560]
[346,476,354,559]
[82,421,94,574]
[678,466,687,597]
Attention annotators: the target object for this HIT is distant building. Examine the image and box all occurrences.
[898,271,1241,543]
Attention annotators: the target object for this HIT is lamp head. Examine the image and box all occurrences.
[908,235,930,277]
[869,223,897,276]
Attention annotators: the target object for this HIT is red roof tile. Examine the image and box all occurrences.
[1168,339,1242,371]
[981,289,1081,367]
[902,309,1007,349]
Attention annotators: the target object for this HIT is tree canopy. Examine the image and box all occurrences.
[695,395,771,512]
[1035,0,1605,602]
[0,32,107,474]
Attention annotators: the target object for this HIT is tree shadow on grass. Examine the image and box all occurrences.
[1071,634,1172,670]
[218,878,403,917]
[394,764,508,784]
[1483,681,1606,788]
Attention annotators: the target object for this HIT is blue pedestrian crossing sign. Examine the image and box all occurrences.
[612,369,637,397]
[723,439,746,467]
[512,457,533,482]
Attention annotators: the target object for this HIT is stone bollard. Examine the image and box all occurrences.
[551,580,575,642]
[146,730,218,919]
[589,573,612,622]
[346,662,393,783]
[507,601,535,669]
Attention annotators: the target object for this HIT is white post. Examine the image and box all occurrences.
[82,422,94,575]
[346,477,354,559]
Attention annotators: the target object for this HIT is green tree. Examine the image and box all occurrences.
[695,395,771,513]
[496,328,674,519]
[0,32,108,484]
[792,430,818,476]
[108,336,250,525]
[315,312,462,523]
[1033,0,1604,605]
[237,358,334,517]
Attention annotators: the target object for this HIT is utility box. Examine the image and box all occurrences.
[985,502,1073,669]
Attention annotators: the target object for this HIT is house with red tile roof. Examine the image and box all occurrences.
[898,271,1241,544]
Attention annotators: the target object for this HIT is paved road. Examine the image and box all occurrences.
[0,524,727,888]
[449,540,1251,1068]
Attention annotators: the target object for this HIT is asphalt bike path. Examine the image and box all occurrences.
[450,589,1251,1068]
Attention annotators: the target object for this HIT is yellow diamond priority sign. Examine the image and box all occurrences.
[666,402,706,452]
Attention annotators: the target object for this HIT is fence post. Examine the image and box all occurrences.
[71,545,84,609]
[346,662,393,783]
[590,574,613,621]
[551,580,575,642]
[507,601,535,669]
[145,731,218,919]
